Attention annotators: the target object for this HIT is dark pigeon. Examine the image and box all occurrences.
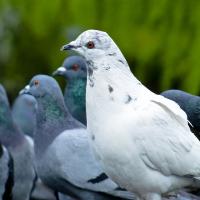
[0,84,35,200]
[21,75,135,200]
[12,94,37,138]
[53,56,87,125]
[161,89,200,139]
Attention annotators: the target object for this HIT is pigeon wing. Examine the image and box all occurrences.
[132,95,200,177]
[54,129,135,199]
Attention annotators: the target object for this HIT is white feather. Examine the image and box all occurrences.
[66,30,200,200]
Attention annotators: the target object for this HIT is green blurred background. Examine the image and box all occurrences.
[1,0,200,101]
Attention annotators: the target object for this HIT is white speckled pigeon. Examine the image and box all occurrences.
[61,29,200,200]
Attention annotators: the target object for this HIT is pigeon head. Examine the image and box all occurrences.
[14,94,37,112]
[21,75,67,121]
[52,56,87,79]
[21,75,83,154]
[22,75,63,100]
[61,30,125,62]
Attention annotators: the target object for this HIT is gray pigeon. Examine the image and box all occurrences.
[53,56,87,125]
[0,84,35,200]
[12,94,57,200]
[0,143,12,200]
[12,94,37,138]
[161,90,200,139]
[21,75,135,200]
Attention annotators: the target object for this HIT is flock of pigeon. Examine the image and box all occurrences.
[1,30,200,200]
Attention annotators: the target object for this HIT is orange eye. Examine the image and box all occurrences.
[72,64,79,71]
[86,41,95,49]
[34,80,40,86]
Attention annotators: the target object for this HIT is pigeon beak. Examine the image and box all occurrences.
[19,85,30,95]
[60,41,79,51]
[52,67,66,76]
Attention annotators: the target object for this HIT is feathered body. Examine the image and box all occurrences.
[62,30,200,200]
[161,89,200,138]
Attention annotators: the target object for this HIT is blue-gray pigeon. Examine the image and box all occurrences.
[12,93,58,200]
[0,84,35,200]
[21,74,135,200]
[52,56,87,125]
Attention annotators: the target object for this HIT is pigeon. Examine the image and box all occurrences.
[61,30,200,200]
[0,84,35,200]
[12,93,58,200]
[52,56,87,125]
[12,94,37,138]
[161,90,200,138]
[0,143,12,200]
[21,74,135,200]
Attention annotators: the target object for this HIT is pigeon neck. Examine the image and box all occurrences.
[35,93,69,128]
[107,44,130,68]
[65,77,86,94]
[85,57,145,131]
[37,95,67,119]
[64,78,87,125]
[12,106,36,138]
[86,56,141,92]
[34,93,82,155]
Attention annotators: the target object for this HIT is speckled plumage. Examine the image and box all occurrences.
[62,29,200,200]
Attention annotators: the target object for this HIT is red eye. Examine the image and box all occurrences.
[34,80,40,86]
[72,64,79,71]
[86,41,95,49]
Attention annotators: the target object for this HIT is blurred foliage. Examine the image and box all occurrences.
[0,0,200,101]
